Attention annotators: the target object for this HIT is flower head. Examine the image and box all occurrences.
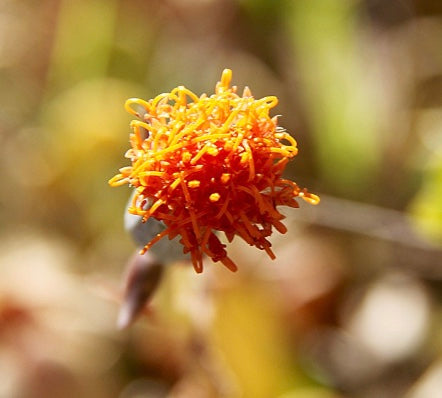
[109,69,319,273]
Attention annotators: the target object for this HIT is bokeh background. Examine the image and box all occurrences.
[1,0,442,397]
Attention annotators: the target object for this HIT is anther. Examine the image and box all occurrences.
[220,173,230,184]
[182,152,192,162]
[188,180,200,188]
[209,193,221,202]
[207,147,219,156]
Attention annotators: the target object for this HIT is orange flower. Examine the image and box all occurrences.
[109,69,319,273]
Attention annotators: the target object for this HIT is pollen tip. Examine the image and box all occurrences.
[302,193,320,205]
[242,86,253,97]
[182,152,192,163]
[209,193,221,202]
[220,173,230,184]
[221,69,232,87]
[188,180,201,188]
[207,147,219,156]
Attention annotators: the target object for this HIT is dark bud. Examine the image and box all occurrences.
[117,251,164,329]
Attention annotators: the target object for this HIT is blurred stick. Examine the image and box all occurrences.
[292,194,442,279]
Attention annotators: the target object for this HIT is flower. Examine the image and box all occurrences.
[109,69,319,273]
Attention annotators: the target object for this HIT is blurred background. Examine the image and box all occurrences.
[1,0,442,397]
